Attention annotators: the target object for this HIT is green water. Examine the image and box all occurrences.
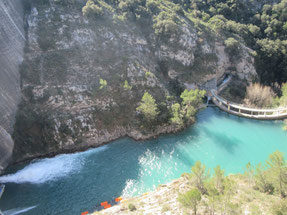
[0,107,287,215]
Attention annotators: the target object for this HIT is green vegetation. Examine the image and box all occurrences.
[170,103,183,125]
[99,78,107,89]
[135,87,203,128]
[170,89,205,127]
[190,161,209,194]
[180,89,206,117]
[145,71,154,78]
[82,0,103,17]
[123,80,132,90]
[185,0,287,85]
[272,199,287,215]
[213,165,225,193]
[78,0,287,85]
[266,151,287,197]
[280,83,287,106]
[178,151,287,215]
[178,188,201,215]
[153,11,178,38]
[224,37,240,57]
[170,89,205,126]
[29,0,287,91]
[136,92,159,122]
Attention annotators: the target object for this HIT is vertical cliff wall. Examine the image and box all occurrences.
[0,0,24,171]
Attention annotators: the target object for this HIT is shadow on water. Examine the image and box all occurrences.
[195,107,243,126]
[194,107,216,124]
[201,127,240,154]
[209,107,246,124]
[177,150,195,169]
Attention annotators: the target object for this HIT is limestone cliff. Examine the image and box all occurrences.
[12,0,257,163]
[0,0,25,171]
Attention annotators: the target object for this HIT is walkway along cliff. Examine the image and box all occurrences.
[209,77,287,120]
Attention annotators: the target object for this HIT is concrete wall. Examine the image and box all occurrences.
[0,0,24,171]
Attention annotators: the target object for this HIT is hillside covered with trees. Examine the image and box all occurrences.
[77,0,287,85]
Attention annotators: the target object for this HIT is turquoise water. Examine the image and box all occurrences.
[1,107,287,215]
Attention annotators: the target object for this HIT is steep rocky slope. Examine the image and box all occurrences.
[0,0,25,171]
[92,174,280,215]
[12,0,257,163]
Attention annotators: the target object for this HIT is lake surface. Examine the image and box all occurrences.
[1,107,287,215]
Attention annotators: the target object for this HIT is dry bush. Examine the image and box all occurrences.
[244,83,275,108]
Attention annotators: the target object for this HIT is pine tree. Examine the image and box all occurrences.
[266,151,287,197]
[178,188,202,215]
[136,92,159,121]
[190,161,210,194]
[214,165,225,193]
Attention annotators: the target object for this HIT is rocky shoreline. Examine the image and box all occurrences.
[90,173,280,215]
[9,107,200,167]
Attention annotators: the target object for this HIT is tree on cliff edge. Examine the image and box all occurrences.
[137,92,159,122]
[180,89,206,118]
[178,188,202,215]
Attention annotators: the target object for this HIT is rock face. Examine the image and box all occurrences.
[0,0,25,171]
[12,1,257,163]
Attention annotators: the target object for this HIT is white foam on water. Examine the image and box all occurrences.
[3,205,37,215]
[0,145,108,184]
[121,149,164,198]
[121,179,138,197]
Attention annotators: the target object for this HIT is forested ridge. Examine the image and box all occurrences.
[49,0,287,86]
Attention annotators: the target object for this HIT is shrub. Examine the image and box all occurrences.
[118,0,149,21]
[254,163,274,194]
[99,78,107,89]
[123,80,132,90]
[272,199,287,215]
[244,83,275,108]
[280,83,287,106]
[180,89,206,118]
[153,11,178,37]
[178,188,201,214]
[146,0,160,14]
[82,0,103,17]
[224,37,240,56]
[145,71,154,78]
[266,151,287,197]
[128,203,136,211]
[190,161,209,194]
